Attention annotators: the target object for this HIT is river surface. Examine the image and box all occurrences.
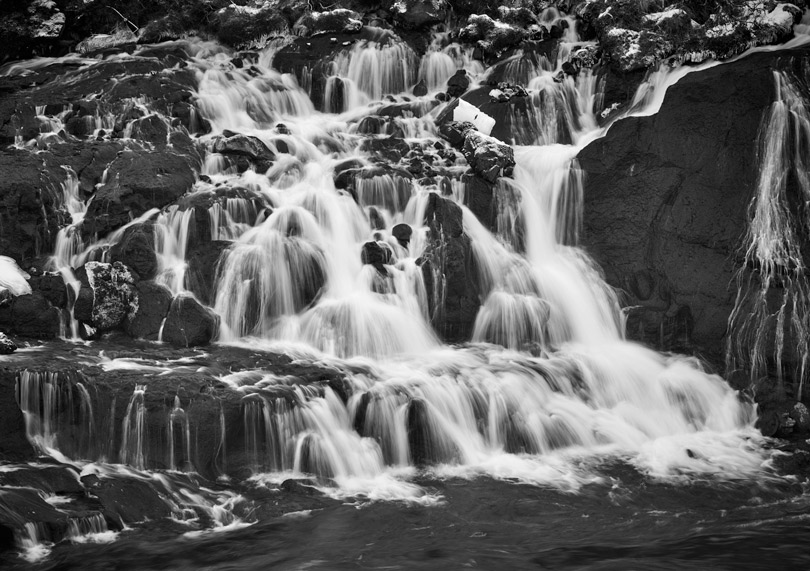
[3,466,809,570]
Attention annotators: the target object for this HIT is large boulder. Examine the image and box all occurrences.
[184,241,232,306]
[0,0,65,62]
[293,9,363,36]
[578,48,796,367]
[462,130,515,182]
[109,222,158,280]
[123,280,173,340]
[73,261,138,332]
[211,133,275,173]
[161,294,218,347]
[418,193,480,342]
[0,292,61,339]
[82,150,195,239]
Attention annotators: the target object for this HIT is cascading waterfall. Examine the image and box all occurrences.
[7,13,789,527]
[727,66,810,400]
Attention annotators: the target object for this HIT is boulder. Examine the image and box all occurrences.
[109,222,158,280]
[74,261,138,332]
[439,120,476,148]
[462,130,515,182]
[0,332,16,354]
[412,79,428,97]
[123,281,173,340]
[294,9,363,36]
[361,241,393,273]
[446,69,470,98]
[28,272,67,308]
[162,295,218,347]
[578,49,793,367]
[3,292,61,338]
[185,241,232,306]
[392,223,413,247]
[0,0,65,61]
[82,150,195,239]
[393,0,448,30]
[418,193,480,342]
[211,133,275,173]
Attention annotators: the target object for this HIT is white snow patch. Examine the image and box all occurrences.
[453,99,495,135]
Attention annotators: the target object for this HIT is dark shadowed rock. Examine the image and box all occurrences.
[392,223,413,247]
[123,281,173,340]
[578,49,793,364]
[393,0,448,29]
[446,69,470,98]
[162,295,218,347]
[3,292,61,339]
[418,193,480,342]
[82,150,195,239]
[185,241,232,306]
[28,272,67,308]
[212,133,275,173]
[109,222,158,280]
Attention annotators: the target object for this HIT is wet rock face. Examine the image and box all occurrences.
[393,0,448,30]
[124,281,173,340]
[294,9,363,36]
[109,222,158,281]
[419,193,480,342]
[162,295,218,347]
[578,49,785,361]
[0,292,62,339]
[212,133,276,174]
[82,150,196,239]
[462,130,515,182]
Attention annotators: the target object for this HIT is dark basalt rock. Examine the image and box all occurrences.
[211,133,276,173]
[462,129,515,182]
[185,241,232,306]
[162,295,218,348]
[0,0,65,62]
[0,151,60,266]
[0,292,61,339]
[446,69,471,98]
[28,272,67,309]
[361,240,393,274]
[109,222,158,281]
[123,280,173,340]
[439,120,476,148]
[412,79,428,97]
[578,49,794,365]
[392,223,413,247]
[418,193,480,342]
[82,149,196,239]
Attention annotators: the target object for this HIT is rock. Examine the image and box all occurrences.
[294,9,363,36]
[185,241,232,306]
[123,281,172,340]
[457,14,529,59]
[0,152,60,265]
[162,295,218,347]
[211,133,275,173]
[82,150,195,239]
[462,130,515,182]
[418,193,480,341]
[76,30,137,55]
[0,0,65,61]
[74,261,137,332]
[439,120,476,148]
[3,292,61,338]
[361,241,393,274]
[0,332,16,354]
[578,49,794,364]
[392,223,413,247]
[109,222,158,280]
[393,0,448,30]
[213,3,294,48]
[412,79,428,97]
[358,136,411,163]
[791,402,810,434]
[127,114,170,146]
[28,272,67,308]
[446,69,470,98]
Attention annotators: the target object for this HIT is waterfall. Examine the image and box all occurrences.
[727,67,810,400]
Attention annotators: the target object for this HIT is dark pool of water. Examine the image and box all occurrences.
[5,465,809,571]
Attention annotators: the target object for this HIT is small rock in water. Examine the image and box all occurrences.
[0,332,16,354]
[447,69,470,98]
[413,79,428,97]
[392,223,413,247]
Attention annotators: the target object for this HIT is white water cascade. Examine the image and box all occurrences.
[12,16,786,506]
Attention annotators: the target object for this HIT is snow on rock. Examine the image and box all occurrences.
[453,99,495,136]
[0,256,32,296]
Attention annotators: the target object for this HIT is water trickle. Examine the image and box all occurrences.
[120,385,148,469]
[727,67,810,399]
